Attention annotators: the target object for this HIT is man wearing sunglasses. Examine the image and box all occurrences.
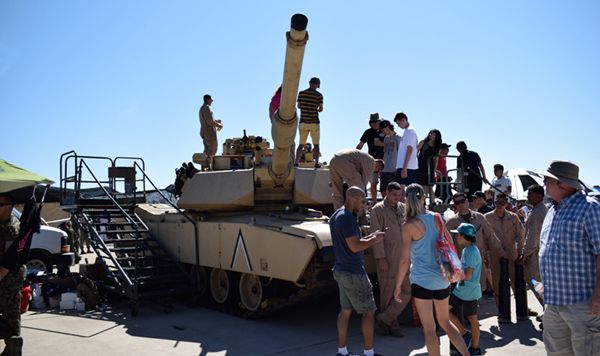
[446,193,506,300]
[484,193,527,323]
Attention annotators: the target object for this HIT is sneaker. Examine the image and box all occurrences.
[314,163,322,168]
[469,347,482,355]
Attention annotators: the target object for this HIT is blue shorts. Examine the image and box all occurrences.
[395,169,418,185]
[333,270,376,314]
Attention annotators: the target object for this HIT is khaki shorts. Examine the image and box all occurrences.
[543,301,600,355]
[333,270,376,314]
[298,123,320,145]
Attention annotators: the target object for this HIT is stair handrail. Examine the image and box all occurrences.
[133,161,201,266]
[76,158,141,288]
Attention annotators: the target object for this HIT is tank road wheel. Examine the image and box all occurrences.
[210,268,234,304]
[239,273,263,312]
[190,264,208,297]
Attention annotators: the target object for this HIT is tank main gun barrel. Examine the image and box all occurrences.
[270,14,309,186]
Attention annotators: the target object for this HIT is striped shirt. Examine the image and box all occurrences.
[297,88,323,124]
[539,191,600,305]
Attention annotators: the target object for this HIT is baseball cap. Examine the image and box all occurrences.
[450,223,477,238]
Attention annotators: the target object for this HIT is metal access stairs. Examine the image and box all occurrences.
[60,151,196,315]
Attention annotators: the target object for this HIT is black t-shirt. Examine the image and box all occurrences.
[359,128,385,159]
[458,150,482,176]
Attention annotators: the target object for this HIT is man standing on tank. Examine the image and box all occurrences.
[199,94,223,158]
[330,186,385,356]
[456,141,487,195]
[357,113,386,201]
[295,77,323,168]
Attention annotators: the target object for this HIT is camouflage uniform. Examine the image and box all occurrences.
[0,215,23,354]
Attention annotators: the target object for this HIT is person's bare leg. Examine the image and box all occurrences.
[414,298,440,356]
[467,315,480,349]
[361,310,375,350]
[449,306,466,335]
[433,298,469,356]
[337,309,353,348]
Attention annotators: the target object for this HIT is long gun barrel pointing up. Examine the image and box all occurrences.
[270,14,309,186]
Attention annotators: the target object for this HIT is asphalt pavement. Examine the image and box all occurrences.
[21,266,546,356]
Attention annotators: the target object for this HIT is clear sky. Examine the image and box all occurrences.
[2,1,599,190]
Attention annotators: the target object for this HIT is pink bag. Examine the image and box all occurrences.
[434,214,464,283]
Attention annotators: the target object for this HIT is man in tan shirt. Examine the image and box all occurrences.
[329,149,383,210]
[199,94,223,158]
[521,184,547,307]
[484,193,526,318]
[369,182,409,337]
[446,193,507,296]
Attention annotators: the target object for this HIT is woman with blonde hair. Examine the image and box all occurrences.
[394,183,469,356]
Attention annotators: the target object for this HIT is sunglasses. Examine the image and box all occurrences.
[453,199,466,205]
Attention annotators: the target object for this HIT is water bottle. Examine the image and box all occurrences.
[531,278,544,295]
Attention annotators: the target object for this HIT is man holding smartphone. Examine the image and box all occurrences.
[330,186,385,356]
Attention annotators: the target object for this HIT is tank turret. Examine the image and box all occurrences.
[177,13,330,212]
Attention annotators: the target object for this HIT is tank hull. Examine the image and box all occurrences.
[136,203,335,317]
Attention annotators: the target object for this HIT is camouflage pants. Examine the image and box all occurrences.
[0,273,22,339]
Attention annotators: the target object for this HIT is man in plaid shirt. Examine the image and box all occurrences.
[539,160,600,355]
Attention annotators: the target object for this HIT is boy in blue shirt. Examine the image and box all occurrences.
[449,223,482,356]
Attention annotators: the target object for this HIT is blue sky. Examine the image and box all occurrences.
[1,1,599,189]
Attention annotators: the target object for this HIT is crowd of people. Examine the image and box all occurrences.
[325,111,600,355]
[195,81,600,356]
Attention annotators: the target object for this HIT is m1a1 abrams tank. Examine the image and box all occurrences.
[136,14,335,317]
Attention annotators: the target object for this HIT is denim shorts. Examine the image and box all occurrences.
[333,270,377,314]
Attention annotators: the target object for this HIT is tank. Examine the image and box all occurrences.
[136,14,335,317]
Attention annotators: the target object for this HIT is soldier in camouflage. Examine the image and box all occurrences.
[0,192,24,356]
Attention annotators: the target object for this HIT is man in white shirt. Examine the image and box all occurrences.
[393,112,418,190]
[490,164,512,198]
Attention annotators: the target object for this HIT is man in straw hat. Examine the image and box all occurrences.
[539,160,600,355]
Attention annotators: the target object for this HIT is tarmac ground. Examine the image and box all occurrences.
[20,257,546,356]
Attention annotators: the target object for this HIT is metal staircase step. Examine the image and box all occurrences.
[110,246,160,253]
